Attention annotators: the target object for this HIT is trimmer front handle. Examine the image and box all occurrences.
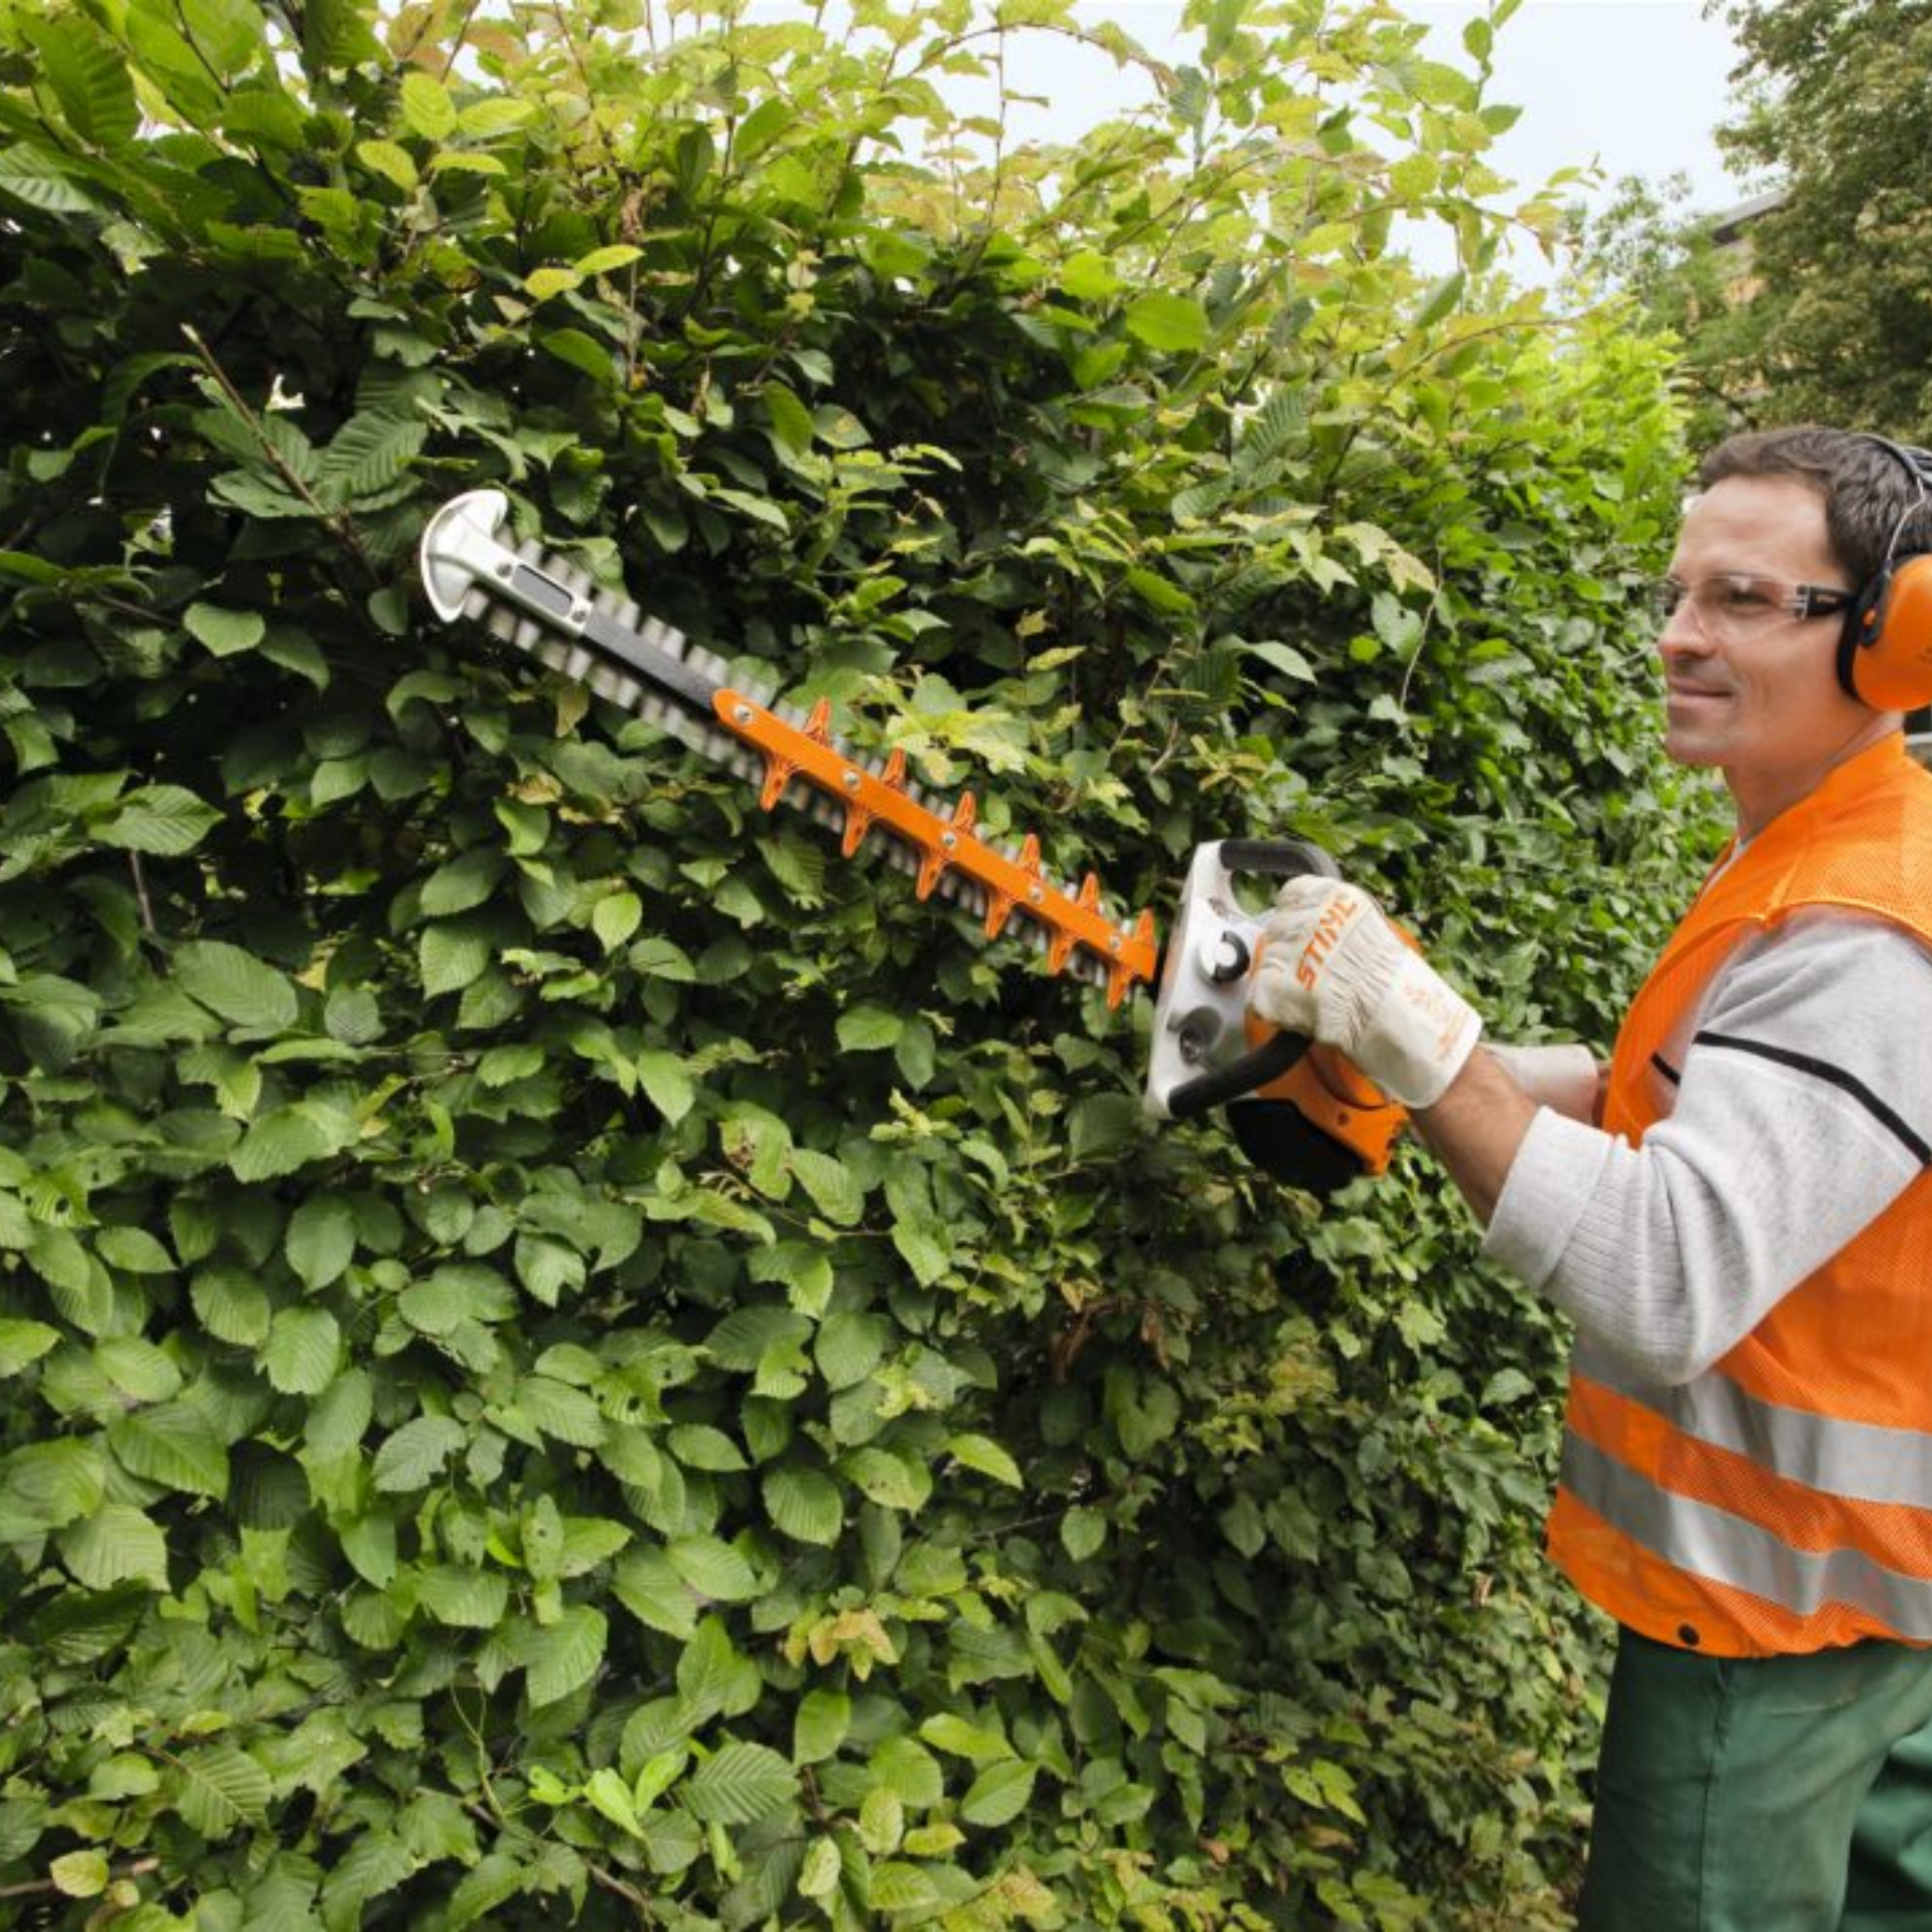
[1144,839,1338,1120]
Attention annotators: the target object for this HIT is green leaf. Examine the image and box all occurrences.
[682,1741,798,1824]
[372,1414,466,1492]
[97,784,223,856]
[836,1005,902,1051]
[522,1602,607,1705]
[668,1423,745,1471]
[319,412,427,503]
[947,1432,1023,1490]
[399,71,457,140]
[358,137,419,192]
[174,1740,272,1837]
[174,940,299,1029]
[33,16,139,146]
[839,1446,931,1514]
[230,1103,339,1181]
[890,1218,950,1287]
[96,1225,174,1274]
[191,1266,271,1345]
[95,1336,182,1402]
[799,1835,842,1899]
[107,1402,229,1498]
[1061,1506,1107,1560]
[50,1849,109,1898]
[420,920,493,996]
[592,890,642,951]
[417,1563,509,1628]
[636,1050,696,1124]
[919,1713,1013,1763]
[184,602,267,657]
[538,328,615,381]
[788,1148,863,1226]
[263,1305,342,1394]
[446,1851,529,1927]
[793,1687,850,1765]
[0,143,98,212]
[0,1319,61,1376]
[574,243,642,276]
[612,1547,698,1638]
[1243,639,1317,683]
[305,1369,372,1461]
[320,1831,414,1930]
[815,1313,887,1390]
[59,1503,169,1589]
[666,1533,760,1601]
[1124,290,1209,354]
[286,1196,357,1290]
[960,1759,1036,1827]
[763,1466,843,1546]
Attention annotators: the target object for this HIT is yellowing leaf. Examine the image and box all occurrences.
[399,72,456,141]
[524,266,582,302]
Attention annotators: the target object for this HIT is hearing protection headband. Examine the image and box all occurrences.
[1838,434,1932,711]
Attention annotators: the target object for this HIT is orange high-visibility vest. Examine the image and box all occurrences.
[1549,734,1932,1657]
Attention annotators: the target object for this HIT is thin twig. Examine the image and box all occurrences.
[0,1857,160,1900]
[180,324,375,581]
[128,852,157,935]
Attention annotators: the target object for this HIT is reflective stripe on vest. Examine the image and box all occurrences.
[1561,1432,1932,1642]
[1574,1338,1932,1508]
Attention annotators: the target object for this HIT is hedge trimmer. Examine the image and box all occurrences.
[417,491,1405,1191]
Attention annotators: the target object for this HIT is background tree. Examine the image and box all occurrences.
[1575,171,1774,449]
[0,1,1714,1926]
[1590,0,1932,440]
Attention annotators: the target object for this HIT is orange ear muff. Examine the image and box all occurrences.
[1840,553,1932,711]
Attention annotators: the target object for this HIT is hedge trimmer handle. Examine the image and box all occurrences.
[1144,839,1336,1121]
[1144,839,1406,1194]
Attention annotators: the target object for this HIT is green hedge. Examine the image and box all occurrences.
[0,2,1718,1925]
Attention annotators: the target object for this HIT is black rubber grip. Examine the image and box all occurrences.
[1166,1029,1309,1120]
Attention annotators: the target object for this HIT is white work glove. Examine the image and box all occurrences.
[1250,877,1481,1111]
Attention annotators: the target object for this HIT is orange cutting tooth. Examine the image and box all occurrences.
[841,746,908,858]
[758,698,834,810]
[1105,908,1159,1009]
[983,869,1016,940]
[1047,872,1105,976]
[916,791,977,901]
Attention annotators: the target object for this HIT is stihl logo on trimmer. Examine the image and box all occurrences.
[1296,896,1361,990]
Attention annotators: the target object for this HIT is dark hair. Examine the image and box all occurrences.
[1697,426,1932,587]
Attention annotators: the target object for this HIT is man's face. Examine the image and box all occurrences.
[1658,474,1885,834]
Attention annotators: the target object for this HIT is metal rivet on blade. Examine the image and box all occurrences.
[842,771,860,790]
[1108,935,1122,952]
[733,705,752,723]
[940,832,957,850]
[496,560,513,579]
[1028,885,1044,903]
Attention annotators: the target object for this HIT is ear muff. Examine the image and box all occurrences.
[1839,555,1932,709]
[1837,438,1932,710]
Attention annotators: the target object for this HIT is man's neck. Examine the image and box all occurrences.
[1728,717,1902,842]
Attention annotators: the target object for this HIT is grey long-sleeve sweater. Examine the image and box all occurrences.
[1483,909,1932,1386]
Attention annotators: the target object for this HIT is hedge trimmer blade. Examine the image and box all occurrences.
[418,491,1158,1006]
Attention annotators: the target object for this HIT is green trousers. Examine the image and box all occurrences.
[1579,1627,1932,1931]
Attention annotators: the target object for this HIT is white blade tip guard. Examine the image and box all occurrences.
[419,489,513,622]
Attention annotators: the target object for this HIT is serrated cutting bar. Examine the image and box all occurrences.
[418,490,1159,1007]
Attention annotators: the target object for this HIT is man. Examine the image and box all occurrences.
[1250,426,1932,1930]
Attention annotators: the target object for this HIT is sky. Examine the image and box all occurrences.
[990,1,1758,268]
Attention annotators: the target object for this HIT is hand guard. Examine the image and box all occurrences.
[1249,877,1481,1111]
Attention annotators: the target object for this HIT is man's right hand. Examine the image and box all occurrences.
[1249,876,1483,1112]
